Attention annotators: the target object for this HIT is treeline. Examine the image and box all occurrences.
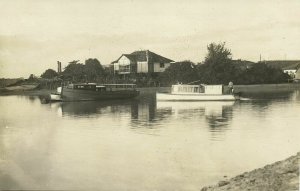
[41,43,291,87]
[158,43,290,86]
[41,58,113,83]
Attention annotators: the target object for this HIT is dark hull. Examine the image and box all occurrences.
[61,88,139,101]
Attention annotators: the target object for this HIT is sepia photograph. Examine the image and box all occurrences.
[0,0,299,190]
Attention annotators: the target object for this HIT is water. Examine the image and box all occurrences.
[1,91,300,190]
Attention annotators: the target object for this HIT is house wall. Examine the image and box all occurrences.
[118,56,131,66]
[284,69,297,78]
[153,62,171,72]
[118,56,131,74]
[114,63,119,71]
[137,61,148,73]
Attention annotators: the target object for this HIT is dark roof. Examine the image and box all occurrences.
[111,50,174,64]
[282,63,300,70]
[263,60,300,69]
[232,59,256,70]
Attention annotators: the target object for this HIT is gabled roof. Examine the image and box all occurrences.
[111,50,174,64]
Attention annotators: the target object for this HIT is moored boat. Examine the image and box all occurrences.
[156,84,240,101]
[50,87,63,101]
[50,83,139,101]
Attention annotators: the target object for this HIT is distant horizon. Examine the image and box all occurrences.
[1,0,300,78]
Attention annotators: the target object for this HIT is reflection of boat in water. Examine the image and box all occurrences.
[156,84,240,101]
[50,83,139,101]
[58,99,135,116]
[156,101,235,117]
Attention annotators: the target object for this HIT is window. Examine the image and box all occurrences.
[160,63,165,68]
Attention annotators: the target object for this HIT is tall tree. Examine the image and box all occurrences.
[84,58,105,81]
[197,42,240,84]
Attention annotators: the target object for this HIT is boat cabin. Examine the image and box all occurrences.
[171,84,224,95]
[66,83,97,90]
[65,83,136,92]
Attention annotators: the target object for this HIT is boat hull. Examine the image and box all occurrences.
[50,93,62,101]
[61,88,139,101]
[156,92,238,101]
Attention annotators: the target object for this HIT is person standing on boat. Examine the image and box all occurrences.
[228,81,234,94]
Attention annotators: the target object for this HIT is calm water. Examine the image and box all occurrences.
[1,91,300,190]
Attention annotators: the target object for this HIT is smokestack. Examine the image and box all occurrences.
[57,61,62,73]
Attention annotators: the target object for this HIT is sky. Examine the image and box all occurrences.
[0,0,300,78]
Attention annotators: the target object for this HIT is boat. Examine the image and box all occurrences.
[156,84,240,101]
[50,87,63,101]
[50,83,139,101]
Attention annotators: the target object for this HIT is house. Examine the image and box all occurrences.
[111,50,174,74]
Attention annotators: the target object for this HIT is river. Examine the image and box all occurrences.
[0,90,300,190]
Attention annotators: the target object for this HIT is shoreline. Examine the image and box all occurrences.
[201,152,299,191]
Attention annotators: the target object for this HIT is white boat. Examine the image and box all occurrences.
[156,84,240,101]
[50,87,62,101]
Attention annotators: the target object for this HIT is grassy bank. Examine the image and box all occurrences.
[201,152,299,191]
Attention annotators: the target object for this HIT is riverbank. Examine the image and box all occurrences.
[201,152,299,191]
[0,83,300,96]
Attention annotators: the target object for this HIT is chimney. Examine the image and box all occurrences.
[57,61,62,73]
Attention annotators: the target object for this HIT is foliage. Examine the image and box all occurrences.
[237,63,291,84]
[41,69,58,79]
[62,58,106,82]
[197,42,241,84]
[84,58,105,82]
[158,61,198,86]
[63,62,85,82]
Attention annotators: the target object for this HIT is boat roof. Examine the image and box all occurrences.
[103,84,136,86]
[172,84,222,87]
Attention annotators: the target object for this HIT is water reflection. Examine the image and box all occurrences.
[157,101,235,130]
[59,99,133,117]
[54,95,237,132]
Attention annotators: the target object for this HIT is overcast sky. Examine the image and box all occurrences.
[0,0,300,78]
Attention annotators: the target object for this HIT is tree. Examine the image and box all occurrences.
[62,58,106,82]
[63,61,85,82]
[41,69,58,79]
[238,63,290,84]
[158,61,199,86]
[84,58,105,82]
[197,42,240,84]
